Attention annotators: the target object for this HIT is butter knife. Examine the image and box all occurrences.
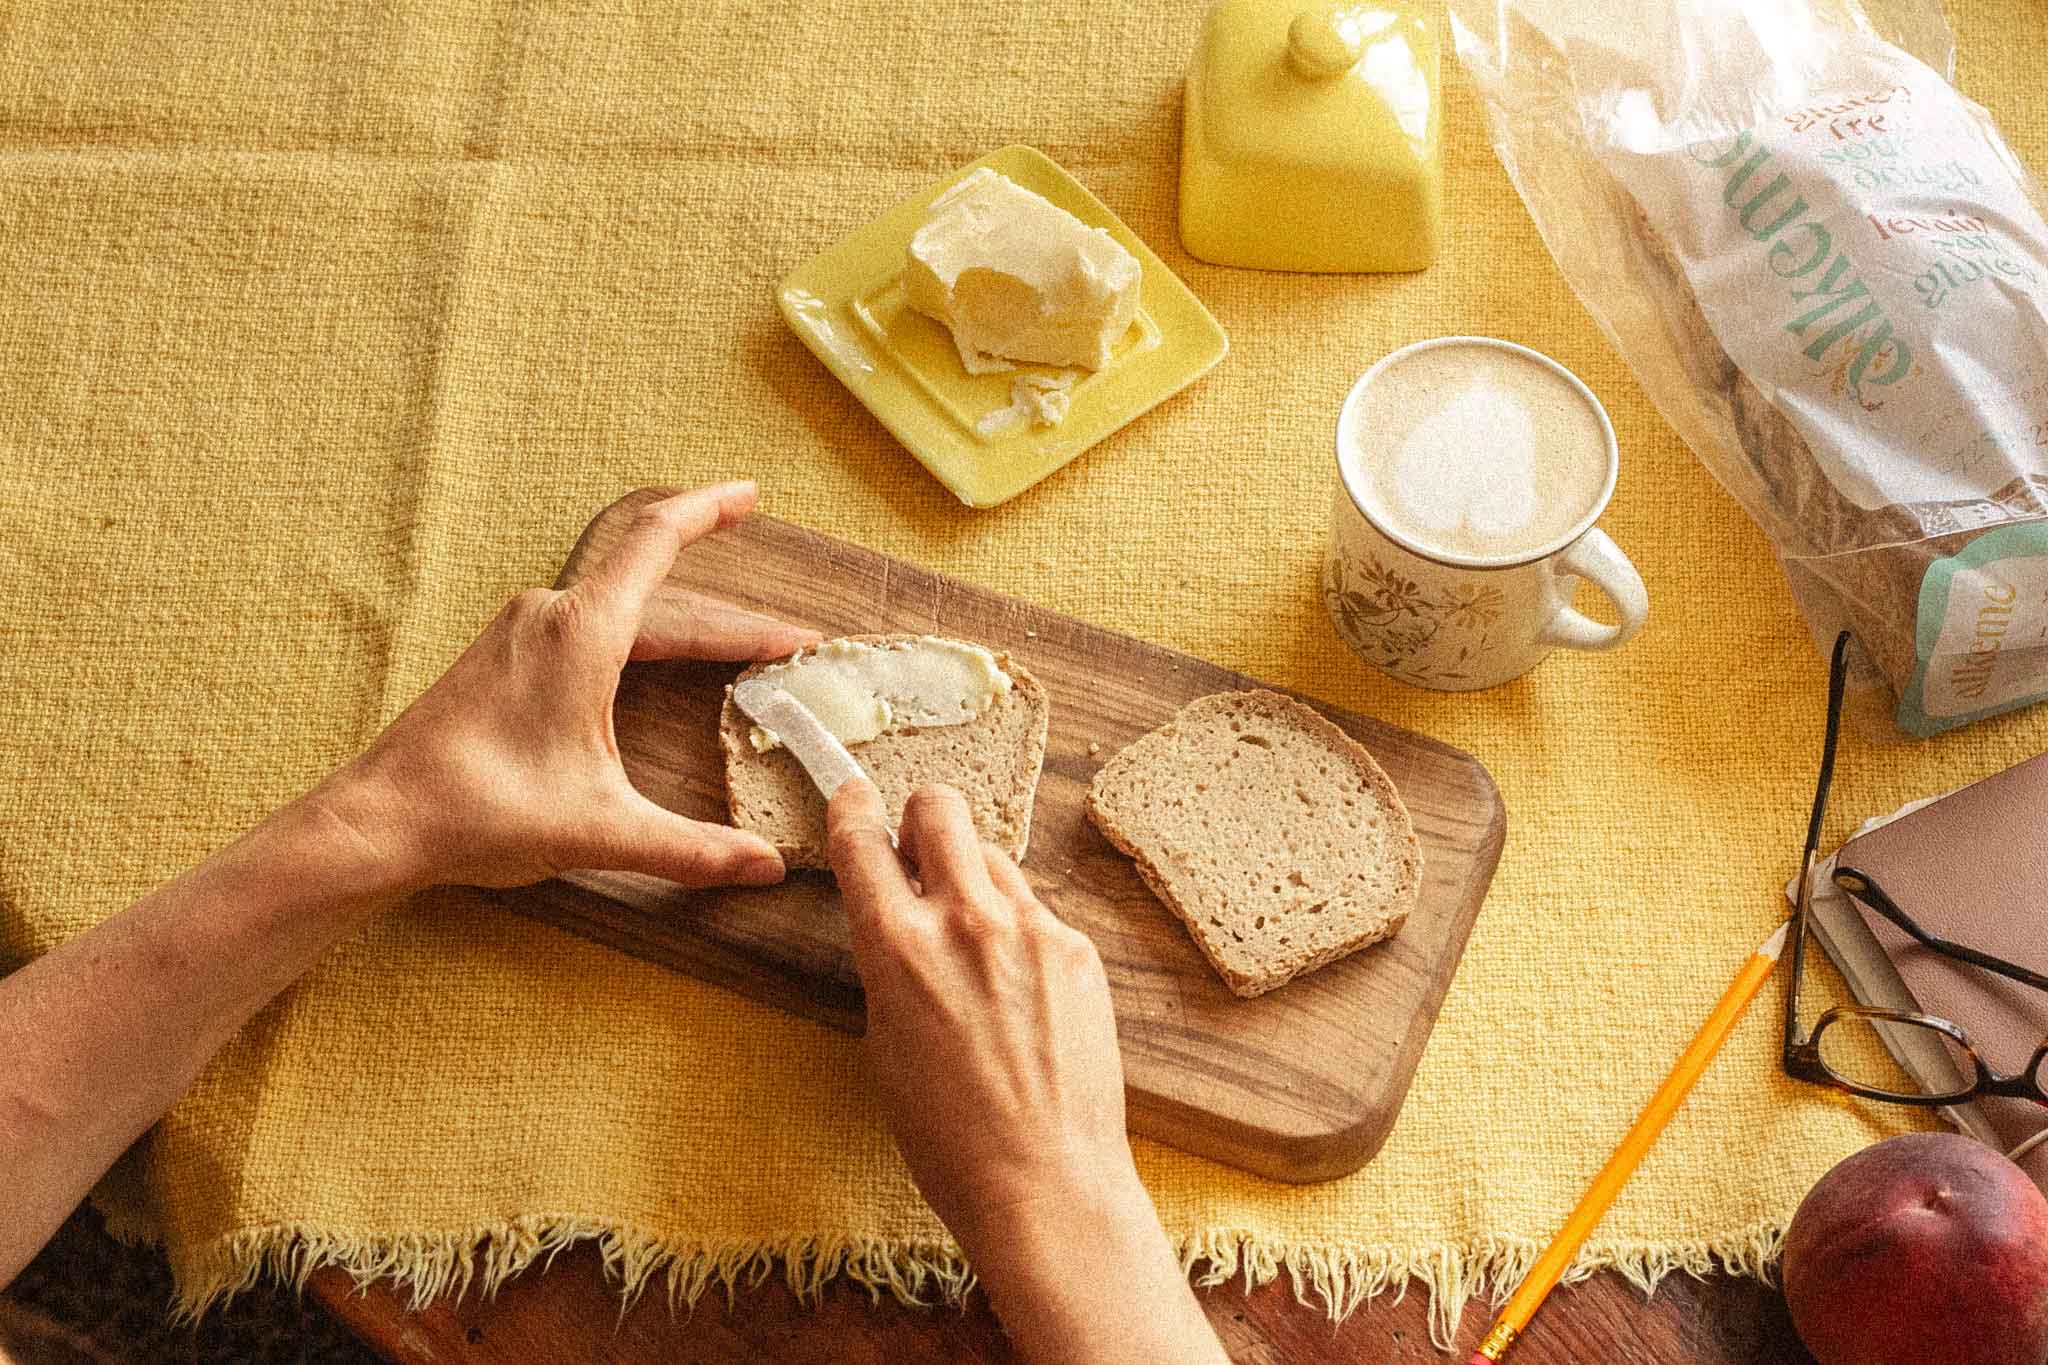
[731,679,905,856]
[729,679,870,804]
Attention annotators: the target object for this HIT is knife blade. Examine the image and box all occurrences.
[730,678,872,806]
[731,679,904,856]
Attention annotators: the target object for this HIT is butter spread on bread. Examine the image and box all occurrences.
[743,636,1011,753]
[721,634,1047,870]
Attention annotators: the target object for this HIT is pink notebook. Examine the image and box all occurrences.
[1808,751,2048,1190]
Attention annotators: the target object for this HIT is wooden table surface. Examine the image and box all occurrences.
[310,1251,1816,1363]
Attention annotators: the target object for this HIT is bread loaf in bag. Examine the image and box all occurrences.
[1453,0,2048,734]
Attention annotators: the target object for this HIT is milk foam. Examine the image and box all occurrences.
[1391,381,1538,541]
[1346,344,1610,561]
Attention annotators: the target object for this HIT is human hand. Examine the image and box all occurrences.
[316,481,819,896]
[827,779,1134,1247]
[828,781,1227,1364]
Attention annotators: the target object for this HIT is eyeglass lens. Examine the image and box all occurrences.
[1812,1012,1979,1103]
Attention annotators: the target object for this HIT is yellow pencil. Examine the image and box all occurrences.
[1469,923,1790,1364]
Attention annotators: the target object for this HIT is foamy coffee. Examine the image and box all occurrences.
[1343,342,1612,562]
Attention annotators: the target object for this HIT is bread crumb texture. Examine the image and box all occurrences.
[1086,690,1422,997]
[720,634,1049,869]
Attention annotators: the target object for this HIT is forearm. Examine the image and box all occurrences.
[0,483,792,1290]
[971,1166,1229,1365]
[0,775,411,1287]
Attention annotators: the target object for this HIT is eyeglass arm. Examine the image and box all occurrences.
[1834,867,2048,995]
[1784,632,1853,1071]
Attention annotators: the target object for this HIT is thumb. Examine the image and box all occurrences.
[592,793,787,889]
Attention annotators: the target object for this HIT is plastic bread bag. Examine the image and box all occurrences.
[1448,0,2048,736]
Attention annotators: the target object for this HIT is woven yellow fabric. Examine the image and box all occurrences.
[4,0,2046,1338]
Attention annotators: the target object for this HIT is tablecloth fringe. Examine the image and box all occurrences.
[156,1214,1787,1347]
[1179,1220,1786,1347]
[158,1216,979,1323]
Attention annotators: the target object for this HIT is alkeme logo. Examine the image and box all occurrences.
[1689,130,1913,401]
[1951,581,2019,701]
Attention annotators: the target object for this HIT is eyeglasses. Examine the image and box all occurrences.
[1783,632,2048,1106]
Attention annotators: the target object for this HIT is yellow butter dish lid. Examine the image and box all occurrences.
[778,146,1228,510]
[1181,1,1442,273]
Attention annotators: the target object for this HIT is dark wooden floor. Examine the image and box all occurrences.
[0,1204,377,1365]
[310,1243,1815,1364]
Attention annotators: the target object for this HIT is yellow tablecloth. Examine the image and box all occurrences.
[3,0,2045,1340]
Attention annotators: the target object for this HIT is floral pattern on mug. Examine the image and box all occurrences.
[1322,549,1505,687]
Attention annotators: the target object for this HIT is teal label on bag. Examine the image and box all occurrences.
[1898,522,2048,735]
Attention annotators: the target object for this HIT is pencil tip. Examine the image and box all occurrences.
[1758,921,1791,961]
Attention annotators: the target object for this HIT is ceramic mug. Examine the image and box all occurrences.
[1321,337,1648,691]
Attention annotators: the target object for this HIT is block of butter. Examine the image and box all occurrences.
[904,168,1141,374]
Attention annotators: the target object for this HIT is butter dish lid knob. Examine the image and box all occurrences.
[1287,5,1365,78]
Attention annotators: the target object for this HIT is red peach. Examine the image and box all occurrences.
[1782,1131,2048,1365]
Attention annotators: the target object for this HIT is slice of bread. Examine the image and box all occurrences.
[720,634,1049,870]
[1085,690,1422,998]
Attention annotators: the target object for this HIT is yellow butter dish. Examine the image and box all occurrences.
[1181,1,1441,272]
[778,146,1228,509]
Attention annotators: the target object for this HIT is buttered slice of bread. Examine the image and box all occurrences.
[1085,690,1422,998]
[720,634,1049,870]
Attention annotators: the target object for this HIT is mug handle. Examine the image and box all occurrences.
[1536,528,1648,651]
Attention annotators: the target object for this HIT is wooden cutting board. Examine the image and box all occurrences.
[511,489,1505,1183]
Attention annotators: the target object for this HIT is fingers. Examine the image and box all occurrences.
[578,482,759,623]
[629,588,822,663]
[594,792,786,889]
[899,785,998,903]
[827,778,915,943]
[981,845,1035,904]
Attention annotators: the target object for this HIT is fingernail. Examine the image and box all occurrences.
[741,854,785,885]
